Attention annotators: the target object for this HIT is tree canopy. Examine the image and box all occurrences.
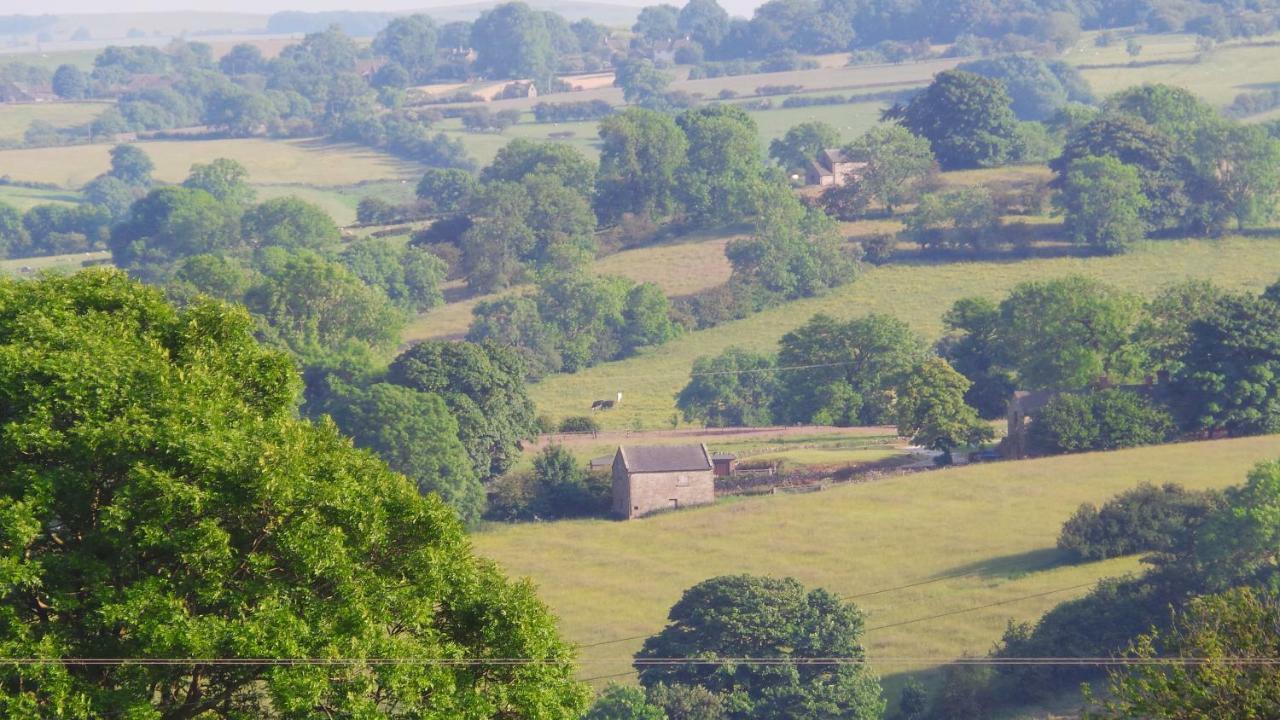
[0,269,588,718]
[899,70,1021,170]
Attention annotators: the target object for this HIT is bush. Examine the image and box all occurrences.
[1028,389,1175,455]
[1058,483,1219,562]
[755,84,803,96]
[861,234,896,264]
[530,445,611,519]
[558,415,601,434]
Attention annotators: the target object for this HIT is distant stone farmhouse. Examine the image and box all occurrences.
[1004,375,1169,459]
[806,148,868,187]
[611,444,716,519]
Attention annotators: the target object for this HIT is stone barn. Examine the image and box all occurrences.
[806,148,868,187]
[612,444,716,519]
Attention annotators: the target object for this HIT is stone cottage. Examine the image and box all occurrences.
[612,444,716,519]
[806,148,868,187]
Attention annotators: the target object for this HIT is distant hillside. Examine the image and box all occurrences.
[266,2,641,35]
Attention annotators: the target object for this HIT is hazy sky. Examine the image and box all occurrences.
[6,0,767,15]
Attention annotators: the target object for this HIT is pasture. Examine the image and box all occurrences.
[0,184,80,211]
[474,435,1280,699]
[0,102,106,142]
[529,235,1280,428]
[0,250,110,275]
[0,138,421,188]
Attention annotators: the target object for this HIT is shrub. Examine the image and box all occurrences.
[1058,483,1219,562]
[558,415,601,434]
[1028,389,1175,455]
[530,445,610,519]
[861,234,897,264]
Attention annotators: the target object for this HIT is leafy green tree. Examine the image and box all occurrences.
[466,294,563,378]
[0,269,588,718]
[51,63,88,99]
[110,186,241,277]
[218,42,265,74]
[183,158,256,207]
[615,58,674,109]
[339,238,446,312]
[937,296,1016,419]
[245,249,405,364]
[768,121,839,174]
[844,124,936,214]
[388,340,539,480]
[676,105,766,226]
[1028,389,1174,455]
[322,380,485,525]
[676,347,778,427]
[1198,122,1280,230]
[417,167,478,212]
[998,276,1145,389]
[107,143,154,186]
[595,108,689,222]
[82,175,143,221]
[902,187,998,251]
[1137,280,1226,375]
[1176,291,1280,436]
[647,683,727,720]
[0,202,26,258]
[633,4,680,40]
[242,196,340,250]
[459,182,536,292]
[636,575,884,720]
[624,281,680,352]
[372,14,438,83]
[678,0,730,50]
[481,138,596,192]
[530,444,607,518]
[891,679,929,720]
[900,70,1021,169]
[957,55,1094,121]
[1105,83,1219,147]
[1058,482,1219,563]
[1087,587,1280,719]
[1196,460,1280,589]
[586,684,666,720]
[775,313,928,426]
[522,173,598,271]
[171,253,254,301]
[726,197,856,301]
[895,358,994,462]
[471,2,555,83]
[1056,154,1150,253]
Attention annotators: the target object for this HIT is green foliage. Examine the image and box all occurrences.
[481,138,596,192]
[675,105,766,227]
[934,661,995,720]
[646,682,727,720]
[107,143,154,186]
[321,380,485,525]
[998,276,1145,389]
[387,340,539,481]
[557,415,600,433]
[775,313,928,426]
[726,196,858,303]
[844,124,936,214]
[900,70,1021,169]
[957,55,1095,121]
[586,684,666,720]
[902,187,998,251]
[0,203,25,259]
[339,239,446,312]
[676,347,777,427]
[416,167,477,213]
[890,678,929,720]
[768,121,840,173]
[895,358,993,460]
[471,2,555,83]
[82,175,143,221]
[636,575,884,720]
[1176,291,1280,436]
[1029,390,1174,455]
[595,108,689,222]
[1087,587,1280,719]
[615,58,675,109]
[242,196,341,251]
[183,158,256,207]
[1137,280,1227,375]
[937,297,1016,419]
[531,445,610,518]
[1056,154,1150,253]
[0,270,589,718]
[1058,482,1219,562]
[372,14,438,83]
[1197,460,1280,589]
[51,63,88,99]
[110,186,241,277]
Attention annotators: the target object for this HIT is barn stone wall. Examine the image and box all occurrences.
[612,458,715,519]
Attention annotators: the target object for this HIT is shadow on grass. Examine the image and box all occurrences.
[928,547,1068,582]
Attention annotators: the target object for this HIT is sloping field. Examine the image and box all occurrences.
[530,236,1280,428]
[474,435,1280,692]
[0,185,80,211]
[0,102,107,141]
[0,138,422,188]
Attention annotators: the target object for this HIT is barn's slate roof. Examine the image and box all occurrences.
[617,444,712,473]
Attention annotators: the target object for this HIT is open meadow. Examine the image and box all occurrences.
[0,184,81,211]
[529,235,1280,428]
[0,137,422,188]
[0,102,107,142]
[474,435,1280,699]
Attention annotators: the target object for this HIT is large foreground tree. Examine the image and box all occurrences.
[0,270,588,718]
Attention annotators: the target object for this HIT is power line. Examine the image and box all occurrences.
[865,581,1098,632]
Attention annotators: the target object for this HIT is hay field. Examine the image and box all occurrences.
[0,185,80,211]
[474,435,1280,694]
[0,138,422,188]
[529,236,1280,428]
[0,102,107,141]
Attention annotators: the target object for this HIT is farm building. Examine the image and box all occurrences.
[0,81,55,103]
[711,452,737,477]
[612,444,716,519]
[806,148,867,187]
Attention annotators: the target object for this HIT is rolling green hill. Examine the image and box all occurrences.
[473,435,1280,708]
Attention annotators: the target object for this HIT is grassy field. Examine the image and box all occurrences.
[0,102,107,141]
[0,138,422,188]
[0,184,80,211]
[255,181,418,227]
[529,236,1280,428]
[1066,31,1280,106]
[0,250,110,275]
[474,435,1280,702]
